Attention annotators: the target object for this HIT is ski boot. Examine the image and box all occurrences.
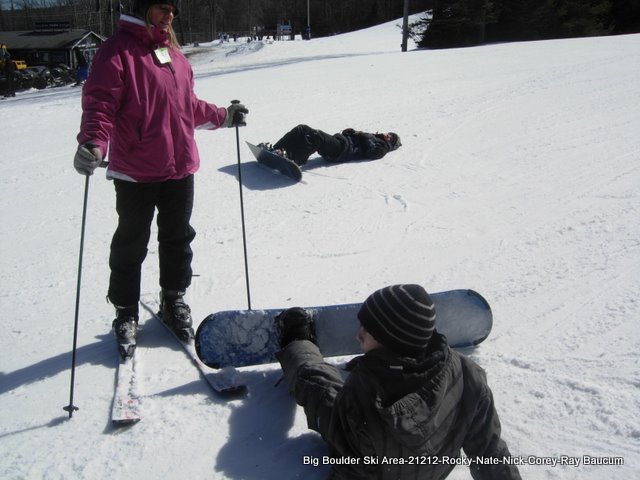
[160,289,194,342]
[274,307,316,348]
[112,307,139,359]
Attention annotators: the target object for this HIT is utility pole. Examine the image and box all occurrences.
[306,0,311,39]
[97,0,103,37]
[401,0,409,52]
[109,0,114,36]
[207,0,216,41]
[11,0,16,31]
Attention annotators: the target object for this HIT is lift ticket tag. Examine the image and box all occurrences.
[154,47,172,64]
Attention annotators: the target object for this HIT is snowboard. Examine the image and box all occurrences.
[246,141,302,182]
[195,289,492,369]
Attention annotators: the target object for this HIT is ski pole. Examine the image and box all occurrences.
[64,174,91,418]
[231,100,252,310]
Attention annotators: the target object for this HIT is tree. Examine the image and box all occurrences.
[418,0,497,48]
[611,0,640,33]
[414,0,623,48]
[534,0,613,38]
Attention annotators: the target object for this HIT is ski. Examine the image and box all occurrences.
[140,301,246,395]
[111,353,141,425]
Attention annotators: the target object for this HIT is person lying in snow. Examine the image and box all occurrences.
[275,284,521,480]
[260,124,401,166]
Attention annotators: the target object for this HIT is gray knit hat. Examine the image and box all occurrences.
[358,284,436,357]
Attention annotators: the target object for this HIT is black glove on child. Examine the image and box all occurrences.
[275,307,317,348]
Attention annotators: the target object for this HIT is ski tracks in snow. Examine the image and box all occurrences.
[487,350,640,463]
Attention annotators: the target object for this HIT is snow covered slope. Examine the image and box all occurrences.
[0,17,638,479]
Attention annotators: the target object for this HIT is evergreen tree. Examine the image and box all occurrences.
[486,0,541,41]
[418,0,498,48]
[535,0,613,38]
[415,0,620,48]
[611,0,640,33]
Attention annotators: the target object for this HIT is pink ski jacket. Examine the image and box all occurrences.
[78,15,227,182]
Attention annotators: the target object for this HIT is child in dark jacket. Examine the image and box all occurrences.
[276,284,521,480]
[267,124,401,166]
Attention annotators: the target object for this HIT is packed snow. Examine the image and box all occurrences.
[1,17,639,480]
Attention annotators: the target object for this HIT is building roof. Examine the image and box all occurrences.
[0,29,104,50]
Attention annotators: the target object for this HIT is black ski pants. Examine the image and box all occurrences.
[273,124,344,164]
[108,175,196,308]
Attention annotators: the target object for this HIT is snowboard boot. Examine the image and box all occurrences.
[112,306,139,360]
[160,289,194,342]
[275,307,317,348]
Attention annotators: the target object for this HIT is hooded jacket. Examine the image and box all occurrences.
[327,129,399,162]
[278,333,521,480]
[78,15,227,182]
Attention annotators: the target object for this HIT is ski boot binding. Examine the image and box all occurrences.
[258,142,291,160]
[112,307,139,359]
[160,290,194,342]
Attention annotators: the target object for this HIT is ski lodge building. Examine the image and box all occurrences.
[0,22,104,70]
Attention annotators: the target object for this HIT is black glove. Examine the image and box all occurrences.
[275,307,316,348]
[223,100,248,128]
[341,128,356,136]
[74,143,103,175]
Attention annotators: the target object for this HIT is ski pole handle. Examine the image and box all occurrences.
[229,99,247,127]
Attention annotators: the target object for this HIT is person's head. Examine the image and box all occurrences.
[356,325,381,353]
[132,1,180,46]
[132,0,179,19]
[386,132,401,150]
[357,284,436,358]
[377,132,402,151]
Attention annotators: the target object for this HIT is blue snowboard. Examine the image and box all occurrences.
[246,141,302,182]
[195,289,492,369]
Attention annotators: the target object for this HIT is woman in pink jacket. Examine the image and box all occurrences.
[74,0,248,358]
